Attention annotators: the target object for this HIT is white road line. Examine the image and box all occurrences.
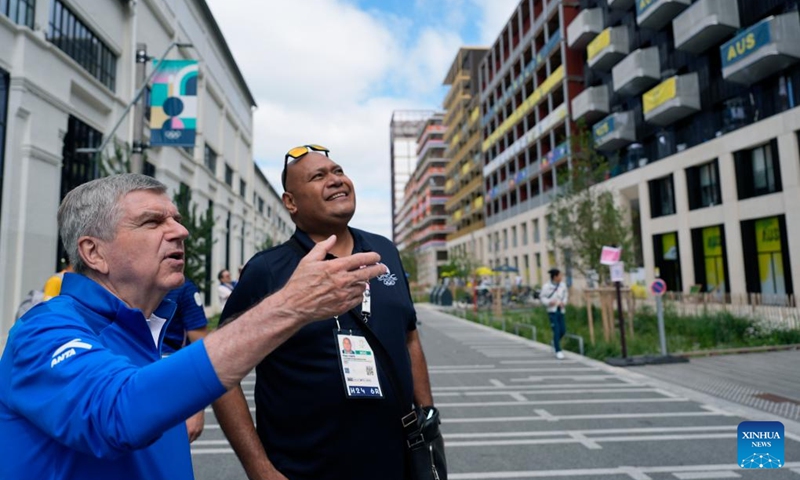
[446,463,800,479]
[569,432,602,449]
[501,360,578,364]
[430,367,601,374]
[460,387,661,396]
[489,379,506,387]
[510,375,618,382]
[435,397,687,408]
[429,364,496,370]
[444,426,736,439]
[442,410,729,423]
[435,383,639,391]
[509,393,527,402]
[444,432,733,448]
[673,472,741,479]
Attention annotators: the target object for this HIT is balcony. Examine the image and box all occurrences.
[636,0,690,31]
[612,47,660,96]
[673,0,740,54]
[643,73,700,126]
[720,12,800,85]
[587,26,630,71]
[593,111,636,152]
[608,0,635,9]
[567,8,604,50]
[571,85,610,124]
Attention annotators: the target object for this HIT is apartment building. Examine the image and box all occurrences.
[443,47,489,269]
[566,0,800,296]
[0,0,291,343]
[394,113,450,286]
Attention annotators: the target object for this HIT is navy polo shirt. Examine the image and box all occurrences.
[220,227,417,480]
[161,280,208,355]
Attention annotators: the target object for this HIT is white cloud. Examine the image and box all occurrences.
[205,0,521,239]
[469,0,522,45]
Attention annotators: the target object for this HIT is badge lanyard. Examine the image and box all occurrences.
[334,279,382,399]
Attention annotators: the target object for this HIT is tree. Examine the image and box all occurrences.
[547,123,635,285]
[173,187,215,292]
[256,234,274,252]
[399,248,419,284]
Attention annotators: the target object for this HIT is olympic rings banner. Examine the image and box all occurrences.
[149,60,198,147]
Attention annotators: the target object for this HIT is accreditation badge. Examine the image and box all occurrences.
[335,331,383,399]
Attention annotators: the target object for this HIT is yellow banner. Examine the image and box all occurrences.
[587,28,611,61]
[482,65,564,151]
[461,162,471,175]
[702,226,722,257]
[643,77,677,114]
[755,217,781,253]
[445,179,454,192]
[473,196,484,209]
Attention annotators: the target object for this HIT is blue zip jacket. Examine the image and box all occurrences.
[0,274,226,479]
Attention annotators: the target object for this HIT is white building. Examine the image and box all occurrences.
[0,0,291,345]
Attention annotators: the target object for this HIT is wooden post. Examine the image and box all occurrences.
[586,290,595,345]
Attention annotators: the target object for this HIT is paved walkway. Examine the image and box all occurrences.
[635,350,800,422]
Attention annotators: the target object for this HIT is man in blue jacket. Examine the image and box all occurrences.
[0,173,386,480]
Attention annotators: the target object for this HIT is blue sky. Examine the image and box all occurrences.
[206,0,519,239]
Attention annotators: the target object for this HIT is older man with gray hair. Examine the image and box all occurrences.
[0,174,385,480]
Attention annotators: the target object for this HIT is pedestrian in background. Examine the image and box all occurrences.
[541,267,568,359]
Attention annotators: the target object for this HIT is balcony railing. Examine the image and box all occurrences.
[612,47,660,96]
[567,8,604,50]
[587,26,630,71]
[593,111,636,152]
[720,11,800,85]
[636,0,690,31]
[673,0,740,54]
[643,73,701,126]
[571,85,610,124]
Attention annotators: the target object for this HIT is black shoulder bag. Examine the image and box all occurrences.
[348,309,448,480]
[286,237,447,479]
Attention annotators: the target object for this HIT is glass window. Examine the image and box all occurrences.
[47,1,117,91]
[225,164,233,187]
[204,144,217,173]
[686,160,721,210]
[240,179,246,199]
[648,175,676,218]
[2,0,35,28]
[735,140,782,200]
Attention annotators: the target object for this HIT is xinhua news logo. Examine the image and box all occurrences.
[738,421,784,469]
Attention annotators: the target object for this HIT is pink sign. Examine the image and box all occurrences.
[600,246,622,266]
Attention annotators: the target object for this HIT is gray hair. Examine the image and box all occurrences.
[57,174,167,274]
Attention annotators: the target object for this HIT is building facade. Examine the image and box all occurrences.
[0,0,291,345]
[425,0,800,297]
[443,47,489,270]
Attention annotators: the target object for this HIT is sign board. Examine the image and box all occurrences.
[600,246,622,266]
[610,262,625,283]
[650,279,667,296]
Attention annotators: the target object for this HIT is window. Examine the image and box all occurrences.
[735,140,782,200]
[653,232,682,292]
[267,205,272,218]
[0,68,7,235]
[225,164,233,187]
[47,0,117,91]
[502,229,508,250]
[240,179,246,199]
[257,196,265,214]
[511,226,517,248]
[686,160,721,210]
[2,0,34,27]
[648,175,676,218]
[691,225,729,294]
[204,144,217,173]
[143,160,156,178]
[521,222,528,246]
[533,219,540,243]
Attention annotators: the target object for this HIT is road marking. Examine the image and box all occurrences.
[444,433,734,448]
[673,472,741,479]
[445,463,800,479]
[489,379,506,387]
[460,387,662,396]
[442,410,730,423]
[444,426,736,439]
[510,375,619,382]
[429,367,601,374]
[435,397,687,408]
[435,382,638,391]
[429,364,496,370]
[509,393,527,402]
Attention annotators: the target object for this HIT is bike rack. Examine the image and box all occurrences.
[513,323,537,342]
[564,333,585,356]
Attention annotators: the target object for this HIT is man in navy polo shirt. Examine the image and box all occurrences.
[162,279,209,442]
[213,145,439,480]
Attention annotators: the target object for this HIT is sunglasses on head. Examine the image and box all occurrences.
[282,144,330,190]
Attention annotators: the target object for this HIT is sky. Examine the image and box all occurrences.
[205,0,520,239]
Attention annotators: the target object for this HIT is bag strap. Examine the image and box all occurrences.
[286,236,421,434]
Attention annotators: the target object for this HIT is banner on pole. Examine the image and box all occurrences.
[149,60,198,147]
[600,245,622,266]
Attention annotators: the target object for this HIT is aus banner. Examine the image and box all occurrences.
[150,60,198,147]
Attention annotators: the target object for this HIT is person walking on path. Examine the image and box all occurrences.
[541,267,568,359]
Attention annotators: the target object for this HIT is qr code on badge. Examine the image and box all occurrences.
[366,365,375,376]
